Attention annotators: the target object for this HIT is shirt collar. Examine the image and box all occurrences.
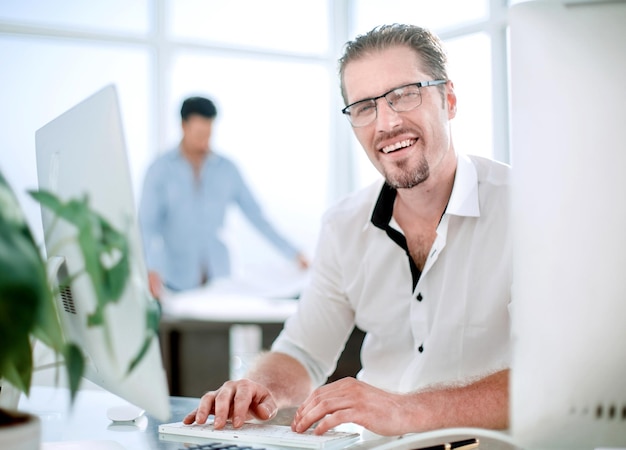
[175,146,217,166]
[369,153,480,230]
[370,182,396,230]
[446,153,480,218]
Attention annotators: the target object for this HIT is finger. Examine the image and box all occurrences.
[213,384,237,429]
[312,408,352,435]
[250,397,277,422]
[294,381,339,423]
[293,382,354,433]
[149,281,160,299]
[229,381,277,427]
[182,408,198,425]
[194,391,217,424]
[230,385,256,427]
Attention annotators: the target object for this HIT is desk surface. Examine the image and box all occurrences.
[160,284,298,323]
[19,386,519,450]
[19,386,197,450]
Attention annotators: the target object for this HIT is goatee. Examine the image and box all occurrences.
[385,158,430,189]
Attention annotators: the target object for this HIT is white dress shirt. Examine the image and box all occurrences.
[272,153,512,392]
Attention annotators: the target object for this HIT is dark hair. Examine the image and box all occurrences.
[338,24,449,104]
[180,96,218,121]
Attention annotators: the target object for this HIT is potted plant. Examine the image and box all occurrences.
[0,170,157,449]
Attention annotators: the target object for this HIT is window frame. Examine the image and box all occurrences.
[0,0,511,208]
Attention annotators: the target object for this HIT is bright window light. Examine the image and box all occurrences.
[168,0,330,55]
[353,0,489,34]
[0,36,152,239]
[0,0,149,35]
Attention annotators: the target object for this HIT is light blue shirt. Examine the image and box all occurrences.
[138,148,299,291]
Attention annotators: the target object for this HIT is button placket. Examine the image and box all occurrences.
[413,298,425,354]
[422,215,448,276]
[411,285,427,356]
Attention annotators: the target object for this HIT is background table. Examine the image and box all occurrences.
[158,284,365,397]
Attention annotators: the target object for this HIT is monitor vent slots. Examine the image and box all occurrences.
[59,284,77,315]
[569,403,626,422]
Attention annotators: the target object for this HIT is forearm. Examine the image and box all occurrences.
[246,352,314,409]
[403,369,510,432]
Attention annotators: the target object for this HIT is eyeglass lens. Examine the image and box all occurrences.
[346,84,422,127]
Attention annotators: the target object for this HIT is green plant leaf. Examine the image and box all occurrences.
[0,175,87,402]
[126,297,161,375]
[0,172,49,394]
[29,190,131,328]
[63,343,84,402]
[145,297,161,334]
[0,337,33,395]
[1,172,145,404]
[30,188,153,387]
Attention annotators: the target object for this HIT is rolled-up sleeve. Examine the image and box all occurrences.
[271,214,355,387]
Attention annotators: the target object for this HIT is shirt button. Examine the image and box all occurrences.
[418,344,424,353]
[416,292,423,302]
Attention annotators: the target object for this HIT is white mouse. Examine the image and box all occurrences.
[106,404,145,422]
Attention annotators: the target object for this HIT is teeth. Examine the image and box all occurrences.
[382,139,415,154]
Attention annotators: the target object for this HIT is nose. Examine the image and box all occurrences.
[374,97,402,130]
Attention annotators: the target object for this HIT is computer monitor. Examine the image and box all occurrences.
[34,84,170,421]
[509,1,626,448]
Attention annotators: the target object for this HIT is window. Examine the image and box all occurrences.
[0,35,151,241]
[0,0,149,35]
[0,0,511,288]
[446,32,493,160]
[353,0,489,32]
[168,0,329,55]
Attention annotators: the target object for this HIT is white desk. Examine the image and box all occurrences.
[19,386,520,450]
[18,386,198,450]
[160,284,299,323]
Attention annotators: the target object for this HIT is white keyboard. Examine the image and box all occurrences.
[158,420,360,449]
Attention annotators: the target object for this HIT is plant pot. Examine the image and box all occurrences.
[0,408,41,450]
[0,380,21,411]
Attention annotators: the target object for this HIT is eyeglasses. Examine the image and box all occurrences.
[341,80,447,127]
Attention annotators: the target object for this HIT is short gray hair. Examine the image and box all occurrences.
[338,24,449,104]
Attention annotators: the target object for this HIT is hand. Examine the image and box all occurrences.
[148,271,163,300]
[291,377,408,436]
[296,253,310,270]
[183,379,278,429]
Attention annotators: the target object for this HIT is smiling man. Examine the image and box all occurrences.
[184,24,512,437]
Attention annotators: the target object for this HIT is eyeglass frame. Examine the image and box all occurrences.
[341,79,448,127]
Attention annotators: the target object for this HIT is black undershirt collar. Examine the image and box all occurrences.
[371,183,421,290]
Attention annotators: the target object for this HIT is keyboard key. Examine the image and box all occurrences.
[160,420,360,449]
[180,443,266,449]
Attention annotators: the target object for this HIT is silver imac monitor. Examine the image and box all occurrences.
[34,85,170,421]
[510,1,626,448]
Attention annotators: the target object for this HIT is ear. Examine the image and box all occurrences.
[446,81,457,119]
